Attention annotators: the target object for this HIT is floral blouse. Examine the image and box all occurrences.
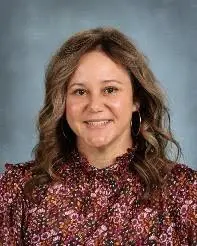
[0,148,196,245]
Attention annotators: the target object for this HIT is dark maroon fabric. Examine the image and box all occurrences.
[0,149,196,245]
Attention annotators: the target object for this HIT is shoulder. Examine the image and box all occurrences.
[0,161,36,243]
[164,163,196,192]
[162,163,196,217]
[161,163,197,241]
[170,162,196,178]
[0,161,36,200]
[1,160,36,182]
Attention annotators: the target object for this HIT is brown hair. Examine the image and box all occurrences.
[25,27,182,196]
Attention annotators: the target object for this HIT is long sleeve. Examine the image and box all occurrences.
[0,163,32,245]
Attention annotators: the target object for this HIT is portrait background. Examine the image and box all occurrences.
[0,0,197,171]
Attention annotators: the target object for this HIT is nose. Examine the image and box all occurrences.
[87,94,104,112]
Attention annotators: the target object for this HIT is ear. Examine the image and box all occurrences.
[132,101,140,112]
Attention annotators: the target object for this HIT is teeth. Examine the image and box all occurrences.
[86,120,111,126]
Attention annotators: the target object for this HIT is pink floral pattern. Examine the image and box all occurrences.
[0,148,196,245]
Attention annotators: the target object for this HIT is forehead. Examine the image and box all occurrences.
[69,50,131,83]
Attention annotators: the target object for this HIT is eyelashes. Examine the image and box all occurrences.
[72,86,119,96]
[72,89,86,96]
[104,86,118,94]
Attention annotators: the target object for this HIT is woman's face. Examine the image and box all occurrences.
[66,50,138,150]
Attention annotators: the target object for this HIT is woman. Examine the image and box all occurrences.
[0,27,196,245]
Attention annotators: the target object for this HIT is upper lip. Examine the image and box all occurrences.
[84,119,112,122]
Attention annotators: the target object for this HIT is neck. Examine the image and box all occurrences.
[77,138,133,169]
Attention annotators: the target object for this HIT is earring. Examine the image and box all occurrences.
[61,118,76,145]
[131,110,141,137]
[61,118,68,140]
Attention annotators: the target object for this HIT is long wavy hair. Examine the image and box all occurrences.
[25,27,182,196]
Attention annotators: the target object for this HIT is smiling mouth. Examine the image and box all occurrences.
[84,120,113,128]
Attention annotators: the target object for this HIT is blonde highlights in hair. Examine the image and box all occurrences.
[26,27,182,195]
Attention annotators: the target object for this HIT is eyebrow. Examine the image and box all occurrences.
[68,80,123,89]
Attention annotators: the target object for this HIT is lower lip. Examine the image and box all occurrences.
[84,120,113,129]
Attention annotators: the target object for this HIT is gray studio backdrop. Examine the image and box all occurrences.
[0,0,197,171]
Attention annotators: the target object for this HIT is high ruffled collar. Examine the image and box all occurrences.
[69,146,137,177]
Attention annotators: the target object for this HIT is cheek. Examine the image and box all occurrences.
[109,97,134,123]
[110,96,133,112]
[65,99,79,121]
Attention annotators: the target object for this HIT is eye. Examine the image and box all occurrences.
[72,89,87,96]
[104,86,118,94]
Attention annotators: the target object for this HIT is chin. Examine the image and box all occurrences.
[89,143,108,149]
[84,137,113,149]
